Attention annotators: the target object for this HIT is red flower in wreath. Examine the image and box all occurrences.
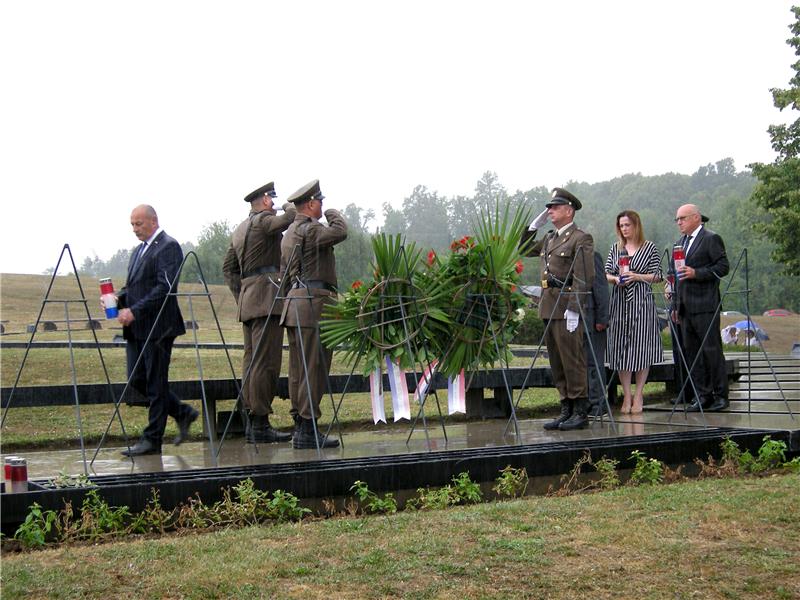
[515,260,524,274]
[427,250,437,267]
[352,280,363,291]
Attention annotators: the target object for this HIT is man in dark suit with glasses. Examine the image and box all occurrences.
[671,204,730,412]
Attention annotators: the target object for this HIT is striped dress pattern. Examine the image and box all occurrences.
[605,240,663,371]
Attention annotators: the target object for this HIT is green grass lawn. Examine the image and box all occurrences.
[1,474,797,599]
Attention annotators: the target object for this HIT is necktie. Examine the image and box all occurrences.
[131,242,146,272]
[682,234,692,251]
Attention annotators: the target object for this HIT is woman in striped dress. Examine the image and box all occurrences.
[605,210,663,414]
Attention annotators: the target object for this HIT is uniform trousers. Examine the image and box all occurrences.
[241,315,283,416]
[287,325,332,421]
[544,319,588,400]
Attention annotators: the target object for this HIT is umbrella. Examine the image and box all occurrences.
[732,319,769,340]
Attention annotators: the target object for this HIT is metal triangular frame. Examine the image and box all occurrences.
[92,250,245,466]
[416,244,526,444]
[215,273,285,458]
[276,243,350,457]
[600,245,671,428]
[320,241,450,452]
[505,244,617,436]
[659,247,794,425]
[1,244,128,476]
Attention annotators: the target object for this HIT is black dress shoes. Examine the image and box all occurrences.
[686,396,715,412]
[706,397,730,412]
[246,426,293,444]
[174,408,199,445]
[121,439,161,457]
[672,395,699,405]
[588,403,608,417]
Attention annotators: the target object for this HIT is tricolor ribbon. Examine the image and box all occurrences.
[447,369,466,415]
[369,367,386,424]
[414,359,439,404]
[385,355,410,421]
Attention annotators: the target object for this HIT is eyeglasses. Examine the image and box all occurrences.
[265,191,277,198]
[674,215,695,223]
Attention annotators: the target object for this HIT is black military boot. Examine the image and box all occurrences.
[292,418,340,449]
[292,414,302,438]
[246,414,292,444]
[559,398,589,430]
[543,400,572,431]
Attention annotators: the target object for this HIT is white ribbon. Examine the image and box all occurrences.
[369,367,386,424]
[447,369,466,415]
[385,355,410,421]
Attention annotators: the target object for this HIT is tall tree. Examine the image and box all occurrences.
[400,185,451,251]
[380,202,406,236]
[181,221,232,284]
[447,194,475,239]
[473,171,508,214]
[335,204,375,287]
[342,203,375,233]
[748,5,800,276]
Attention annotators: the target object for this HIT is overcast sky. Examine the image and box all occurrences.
[0,1,795,275]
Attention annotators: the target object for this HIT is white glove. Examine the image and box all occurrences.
[529,208,549,231]
[565,309,579,332]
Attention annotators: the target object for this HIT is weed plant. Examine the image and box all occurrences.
[350,480,398,514]
[10,438,798,551]
[493,465,529,498]
[593,457,621,490]
[629,450,664,485]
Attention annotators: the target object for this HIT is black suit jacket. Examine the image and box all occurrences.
[675,226,729,315]
[586,251,609,328]
[122,230,185,341]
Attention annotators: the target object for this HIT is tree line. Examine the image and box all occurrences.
[77,161,798,314]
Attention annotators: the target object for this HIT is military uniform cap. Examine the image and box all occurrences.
[701,214,709,223]
[546,187,582,210]
[287,179,325,204]
[244,182,276,203]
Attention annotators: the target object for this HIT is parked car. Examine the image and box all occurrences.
[762,308,794,317]
[721,310,745,317]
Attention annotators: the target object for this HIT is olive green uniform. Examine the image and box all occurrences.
[520,223,594,401]
[222,205,295,416]
[280,209,348,420]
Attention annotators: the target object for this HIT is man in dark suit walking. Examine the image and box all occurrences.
[117,204,198,456]
[672,204,730,412]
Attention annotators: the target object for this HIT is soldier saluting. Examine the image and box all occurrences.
[280,179,347,449]
[520,188,595,430]
[222,182,295,443]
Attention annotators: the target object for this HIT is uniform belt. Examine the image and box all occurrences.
[293,280,337,293]
[242,265,279,278]
[541,275,572,289]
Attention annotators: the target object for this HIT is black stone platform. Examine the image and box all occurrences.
[2,411,798,536]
